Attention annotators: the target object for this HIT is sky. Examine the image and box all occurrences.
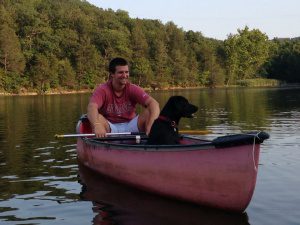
[86,0,300,40]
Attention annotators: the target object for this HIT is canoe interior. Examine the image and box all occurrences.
[76,116,213,147]
[76,115,269,149]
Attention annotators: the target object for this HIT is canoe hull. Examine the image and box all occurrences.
[77,136,260,212]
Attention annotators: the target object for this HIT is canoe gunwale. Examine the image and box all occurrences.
[83,136,216,152]
[80,132,268,152]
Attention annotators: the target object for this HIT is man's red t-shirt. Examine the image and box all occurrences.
[89,80,149,123]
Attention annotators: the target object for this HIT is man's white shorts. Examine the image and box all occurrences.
[108,116,139,133]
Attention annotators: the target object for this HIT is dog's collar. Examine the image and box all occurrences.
[158,115,177,127]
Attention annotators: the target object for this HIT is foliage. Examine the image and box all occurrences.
[266,39,300,82]
[0,24,25,74]
[0,70,27,93]
[0,0,298,94]
[237,78,281,87]
[224,26,271,84]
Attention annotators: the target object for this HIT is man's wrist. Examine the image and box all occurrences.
[93,122,102,127]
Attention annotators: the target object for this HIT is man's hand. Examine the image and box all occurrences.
[88,102,110,138]
[93,123,107,138]
[145,124,152,136]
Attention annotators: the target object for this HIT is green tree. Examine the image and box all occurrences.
[0,5,26,92]
[75,38,105,88]
[130,20,153,85]
[131,57,153,86]
[96,28,132,59]
[267,39,300,82]
[185,30,224,86]
[223,34,239,84]
[29,53,59,92]
[224,26,271,83]
[58,59,76,89]
[130,20,149,58]
[30,53,52,92]
[150,38,171,86]
[55,28,79,60]
[165,22,190,85]
[0,5,14,27]
[205,54,225,87]
[0,24,25,74]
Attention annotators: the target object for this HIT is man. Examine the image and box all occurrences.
[87,57,160,138]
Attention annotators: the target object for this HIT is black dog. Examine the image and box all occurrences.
[147,96,198,145]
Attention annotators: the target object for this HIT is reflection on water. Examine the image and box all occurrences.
[0,87,300,225]
[0,139,83,225]
[79,164,250,225]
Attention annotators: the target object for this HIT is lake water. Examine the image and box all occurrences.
[0,87,300,225]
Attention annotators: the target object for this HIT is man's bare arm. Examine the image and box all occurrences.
[144,97,160,134]
[87,103,109,137]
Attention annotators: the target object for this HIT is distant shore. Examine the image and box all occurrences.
[0,86,204,96]
[1,83,299,96]
[0,89,92,96]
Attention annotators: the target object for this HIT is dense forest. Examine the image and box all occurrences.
[0,0,299,94]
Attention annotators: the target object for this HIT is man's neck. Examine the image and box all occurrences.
[112,82,126,96]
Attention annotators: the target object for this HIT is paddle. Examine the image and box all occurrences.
[54,132,145,138]
[55,130,211,139]
[55,132,148,143]
[93,135,148,142]
[180,130,212,135]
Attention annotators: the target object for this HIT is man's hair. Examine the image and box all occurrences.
[109,57,128,74]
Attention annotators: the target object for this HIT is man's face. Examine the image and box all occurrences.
[111,65,129,85]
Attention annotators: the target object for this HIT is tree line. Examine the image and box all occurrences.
[0,0,299,93]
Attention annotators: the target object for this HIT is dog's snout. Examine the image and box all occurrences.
[183,103,198,118]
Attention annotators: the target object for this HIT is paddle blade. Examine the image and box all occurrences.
[55,133,95,138]
[179,130,212,135]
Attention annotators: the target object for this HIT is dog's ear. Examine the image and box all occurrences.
[162,96,179,109]
[161,96,197,119]
[173,96,189,111]
[174,96,198,118]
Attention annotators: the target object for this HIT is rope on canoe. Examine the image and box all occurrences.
[244,131,269,172]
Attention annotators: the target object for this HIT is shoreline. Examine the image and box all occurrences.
[0,89,93,96]
[0,86,205,96]
[1,83,300,96]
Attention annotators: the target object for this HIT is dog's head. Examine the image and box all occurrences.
[161,96,198,120]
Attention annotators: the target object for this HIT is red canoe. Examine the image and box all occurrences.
[76,116,269,212]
